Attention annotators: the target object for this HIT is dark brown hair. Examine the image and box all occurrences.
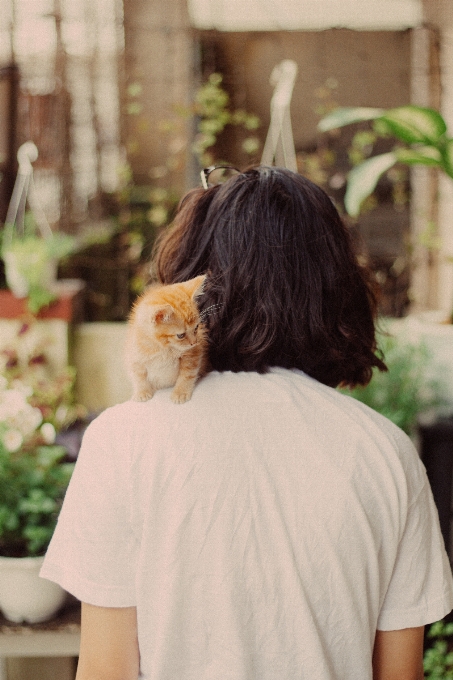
[154,166,386,387]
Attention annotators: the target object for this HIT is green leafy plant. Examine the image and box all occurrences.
[424,620,453,679]
[118,73,261,297]
[190,73,261,166]
[1,215,77,314]
[341,333,445,435]
[0,322,85,557]
[0,443,74,557]
[318,105,452,217]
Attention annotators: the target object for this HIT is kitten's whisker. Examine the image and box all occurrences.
[200,304,222,320]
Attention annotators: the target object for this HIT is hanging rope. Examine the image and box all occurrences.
[4,142,53,245]
[260,60,298,171]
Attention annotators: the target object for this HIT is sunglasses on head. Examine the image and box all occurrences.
[200,165,241,189]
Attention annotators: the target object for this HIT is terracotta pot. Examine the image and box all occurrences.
[0,555,66,623]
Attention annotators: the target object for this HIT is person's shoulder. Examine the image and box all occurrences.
[325,380,422,477]
[276,368,417,455]
[334,387,412,445]
[82,400,150,445]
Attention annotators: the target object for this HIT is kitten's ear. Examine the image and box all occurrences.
[153,305,175,324]
[190,274,206,300]
[136,303,174,326]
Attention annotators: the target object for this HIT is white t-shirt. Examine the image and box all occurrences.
[41,368,453,680]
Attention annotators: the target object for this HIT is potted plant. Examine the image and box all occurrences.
[0,322,86,623]
[1,141,78,315]
[342,331,446,437]
[1,214,77,315]
[318,104,453,400]
[318,104,453,219]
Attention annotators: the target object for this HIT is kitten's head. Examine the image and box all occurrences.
[133,275,206,352]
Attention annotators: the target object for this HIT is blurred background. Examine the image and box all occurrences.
[1,0,452,322]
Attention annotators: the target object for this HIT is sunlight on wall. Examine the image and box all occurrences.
[188,0,423,31]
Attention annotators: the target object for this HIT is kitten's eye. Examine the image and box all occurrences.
[176,332,186,339]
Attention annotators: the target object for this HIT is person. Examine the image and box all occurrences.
[41,166,453,680]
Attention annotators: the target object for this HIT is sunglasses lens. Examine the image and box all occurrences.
[206,166,240,186]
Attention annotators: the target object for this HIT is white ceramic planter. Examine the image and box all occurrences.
[0,555,66,623]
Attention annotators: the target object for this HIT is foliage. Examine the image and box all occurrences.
[1,214,77,314]
[341,333,445,435]
[120,73,261,296]
[424,620,453,679]
[296,79,343,192]
[190,73,261,167]
[318,105,452,217]
[297,80,409,221]
[114,175,180,297]
[0,322,86,557]
[0,443,73,557]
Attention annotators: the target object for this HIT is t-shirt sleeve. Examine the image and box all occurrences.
[377,469,453,630]
[40,406,138,607]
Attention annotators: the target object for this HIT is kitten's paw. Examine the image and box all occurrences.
[132,389,155,402]
[171,388,192,404]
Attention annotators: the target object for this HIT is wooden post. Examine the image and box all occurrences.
[409,26,441,312]
[0,65,19,223]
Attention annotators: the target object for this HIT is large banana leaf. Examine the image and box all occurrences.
[379,106,447,145]
[318,104,452,216]
[344,152,397,217]
[317,107,384,133]
[318,105,447,144]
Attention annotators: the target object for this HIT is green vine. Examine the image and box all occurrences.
[190,73,260,166]
[119,72,262,296]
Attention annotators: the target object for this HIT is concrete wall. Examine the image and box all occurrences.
[122,0,194,190]
[73,323,131,411]
[207,29,411,151]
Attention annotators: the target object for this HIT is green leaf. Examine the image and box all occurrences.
[36,445,68,469]
[27,286,57,315]
[318,107,384,132]
[395,146,442,167]
[440,138,453,178]
[428,621,446,638]
[23,525,54,556]
[379,106,447,145]
[344,152,397,217]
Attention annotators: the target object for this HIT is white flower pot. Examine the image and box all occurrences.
[0,555,66,623]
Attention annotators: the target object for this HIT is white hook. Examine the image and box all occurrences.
[17,142,39,175]
[4,141,52,241]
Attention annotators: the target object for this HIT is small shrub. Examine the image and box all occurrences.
[342,333,445,435]
[424,620,453,679]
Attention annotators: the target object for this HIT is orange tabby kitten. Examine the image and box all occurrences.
[125,275,208,404]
